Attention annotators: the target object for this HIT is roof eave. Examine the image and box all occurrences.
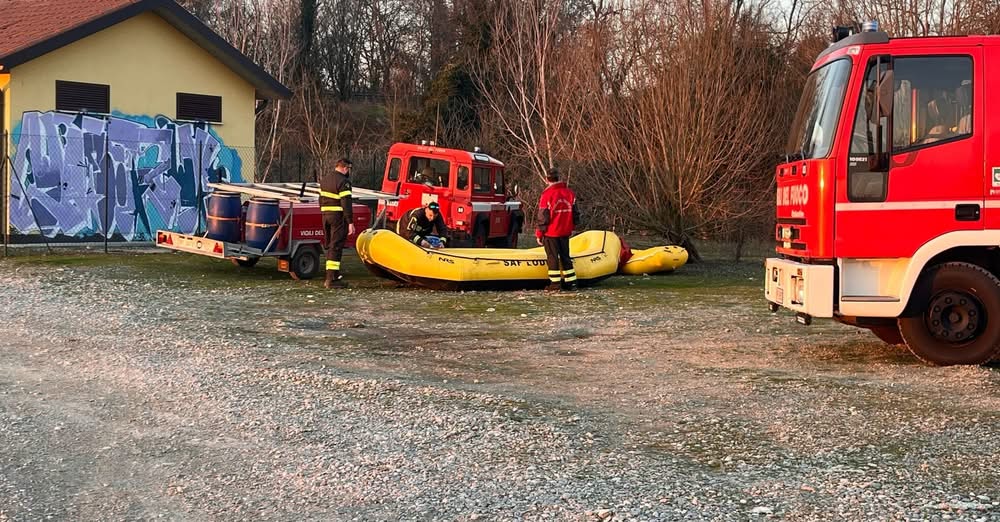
[0,0,292,100]
[0,0,152,71]
[152,1,292,100]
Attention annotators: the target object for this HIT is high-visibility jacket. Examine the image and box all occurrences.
[319,170,353,220]
[536,181,579,238]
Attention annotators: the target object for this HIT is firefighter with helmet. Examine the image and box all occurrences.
[319,158,355,288]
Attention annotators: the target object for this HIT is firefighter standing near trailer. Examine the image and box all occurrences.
[536,168,580,291]
[320,158,355,288]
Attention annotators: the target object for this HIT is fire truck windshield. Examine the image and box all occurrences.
[784,58,852,160]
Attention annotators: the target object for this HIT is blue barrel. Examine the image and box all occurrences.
[206,192,242,243]
[245,198,281,251]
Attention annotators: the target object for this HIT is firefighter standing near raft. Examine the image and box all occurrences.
[536,167,580,291]
[319,158,355,288]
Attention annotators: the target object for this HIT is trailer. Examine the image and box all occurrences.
[155,182,399,280]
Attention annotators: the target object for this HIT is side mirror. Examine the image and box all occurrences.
[513,184,519,197]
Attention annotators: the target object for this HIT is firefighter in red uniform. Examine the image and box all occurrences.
[536,168,580,291]
[319,158,355,288]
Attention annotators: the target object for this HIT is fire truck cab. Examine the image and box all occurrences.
[377,142,524,247]
[765,22,1000,365]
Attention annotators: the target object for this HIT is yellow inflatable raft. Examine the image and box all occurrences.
[356,229,622,290]
[620,245,689,275]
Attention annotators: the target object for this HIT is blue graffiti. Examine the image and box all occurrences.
[8,111,245,240]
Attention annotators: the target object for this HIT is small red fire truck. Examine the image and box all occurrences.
[765,22,1000,365]
[376,142,524,247]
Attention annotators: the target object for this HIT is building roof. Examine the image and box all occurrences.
[0,0,292,99]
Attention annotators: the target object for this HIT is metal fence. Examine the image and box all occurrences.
[256,149,388,190]
[1,131,255,252]
[0,130,390,254]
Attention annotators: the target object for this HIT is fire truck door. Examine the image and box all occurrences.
[837,50,984,259]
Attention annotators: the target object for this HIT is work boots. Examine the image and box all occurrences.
[544,282,562,292]
[324,270,348,289]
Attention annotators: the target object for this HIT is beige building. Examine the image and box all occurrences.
[0,0,290,241]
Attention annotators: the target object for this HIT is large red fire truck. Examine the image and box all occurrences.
[765,22,1000,365]
[376,142,524,247]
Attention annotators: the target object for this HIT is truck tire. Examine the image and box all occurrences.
[289,246,321,280]
[898,262,1000,365]
[472,221,488,248]
[487,232,514,248]
[869,325,904,345]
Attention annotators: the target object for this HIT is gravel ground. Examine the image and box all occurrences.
[1,251,999,521]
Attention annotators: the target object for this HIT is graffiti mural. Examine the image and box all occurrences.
[8,111,246,241]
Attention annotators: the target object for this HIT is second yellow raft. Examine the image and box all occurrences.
[357,229,622,290]
[620,245,689,275]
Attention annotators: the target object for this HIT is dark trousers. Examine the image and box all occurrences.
[323,213,348,271]
[542,236,575,283]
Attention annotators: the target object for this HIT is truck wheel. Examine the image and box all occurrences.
[290,247,321,280]
[507,231,519,248]
[869,325,904,345]
[472,224,488,248]
[898,262,1000,365]
[232,257,260,268]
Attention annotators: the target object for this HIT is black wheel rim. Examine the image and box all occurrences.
[925,290,984,343]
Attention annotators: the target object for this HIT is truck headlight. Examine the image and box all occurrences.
[792,276,805,305]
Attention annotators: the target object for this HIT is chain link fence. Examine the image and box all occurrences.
[1,131,255,251]
[256,148,388,190]
[1,129,390,253]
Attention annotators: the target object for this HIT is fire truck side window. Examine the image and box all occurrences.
[850,58,890,157]
[494,170,505,194]
[473,167,491,194]
[387,158,401,182]
[408,156,452,187]
[457,166,469,190]
[893,56,973,150]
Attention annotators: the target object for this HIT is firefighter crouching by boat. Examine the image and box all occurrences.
[320,158,356,288]
[399,202,450,249]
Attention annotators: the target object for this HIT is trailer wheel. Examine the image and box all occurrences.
[290,247,321,280]
[232,257,260,268]
[868,325,904,345]
[898,262,1000,365]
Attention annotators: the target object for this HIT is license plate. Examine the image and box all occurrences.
[775,286,784,304]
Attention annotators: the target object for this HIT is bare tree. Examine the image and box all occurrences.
[361,0,408,93]
[474,0,592,182]
[564,0,790,259]
[315,0,366,101]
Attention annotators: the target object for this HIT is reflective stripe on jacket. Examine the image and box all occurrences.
[319,170,353,220]
[402,207,449,244]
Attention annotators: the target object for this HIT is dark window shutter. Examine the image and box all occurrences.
[55,81,110,113]
[177,93,222,123]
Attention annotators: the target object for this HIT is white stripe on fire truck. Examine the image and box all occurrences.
[835,200,983,212]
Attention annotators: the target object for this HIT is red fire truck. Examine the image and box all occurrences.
[765,22,1000,365]
[376,142,524,247]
